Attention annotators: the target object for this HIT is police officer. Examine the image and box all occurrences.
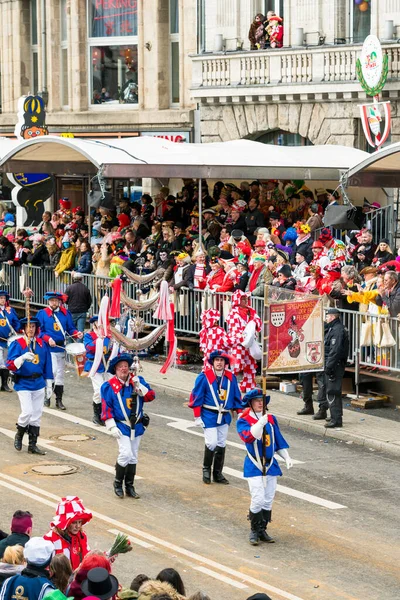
[37,292,83,410]
[84,315,112,425]
[7,317,53,455]
[0,290,20,392]
[314,308,349,428]
[101,353,155,499]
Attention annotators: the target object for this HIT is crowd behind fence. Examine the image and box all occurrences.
[3,264,400,385]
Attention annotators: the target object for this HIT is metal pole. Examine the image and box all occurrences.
[198,177,204,252]
[40,0,48,104]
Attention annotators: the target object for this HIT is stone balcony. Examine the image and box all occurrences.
[191,43,400,105]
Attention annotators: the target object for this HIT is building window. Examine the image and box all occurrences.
[31,0,38,94]
[60,0,69,107]
[351,0,371,43]
[170,0,180,105]
[87,1,138,106]
[257,130,312,146]
[264,0,284,18]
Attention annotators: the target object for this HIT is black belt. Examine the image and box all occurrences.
[21,373,42,380]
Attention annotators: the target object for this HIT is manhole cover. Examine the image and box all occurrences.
[32,464,78,476]
[51,434,92,442]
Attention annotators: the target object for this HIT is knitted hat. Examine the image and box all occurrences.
[50,496,92,530]
[318,228,333,244]
[278,264,292,278]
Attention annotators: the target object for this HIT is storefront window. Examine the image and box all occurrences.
[264,0,284,18]
[91,45,138,104]
[352,0,371,43]
[257,130,312,146]
[89,0,138,37]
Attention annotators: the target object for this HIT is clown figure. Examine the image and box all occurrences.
[199,309,230,370]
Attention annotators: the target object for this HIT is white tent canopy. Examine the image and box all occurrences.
[0,135,369,180]
[346,141,400,187]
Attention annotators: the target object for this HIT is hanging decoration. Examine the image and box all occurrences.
[121,266,165,285]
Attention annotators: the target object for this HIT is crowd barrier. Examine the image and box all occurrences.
[3,265,400,388]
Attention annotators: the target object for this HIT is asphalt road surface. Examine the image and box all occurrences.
[1,367,399,600]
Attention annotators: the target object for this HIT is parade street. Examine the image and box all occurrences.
[0,364,399,600]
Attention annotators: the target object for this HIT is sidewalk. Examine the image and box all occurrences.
[142,360,400,458]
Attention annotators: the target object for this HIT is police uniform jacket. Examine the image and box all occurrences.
[237,408,289,478]
[101,375,155,437]
[0,306,20,348]
[189,367,242,428]
[0,567,54,600]
[37,307,78,353]
[7,337,53,391]
[83,331,111,374]
[324,318,349,376]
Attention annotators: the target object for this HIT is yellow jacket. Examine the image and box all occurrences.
[347,289,388,315]
[55,247,76,276]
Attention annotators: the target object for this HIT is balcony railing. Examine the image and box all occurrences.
[191,43,400,97]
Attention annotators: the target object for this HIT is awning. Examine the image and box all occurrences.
[346,142,400,187]
[0,135,369,180]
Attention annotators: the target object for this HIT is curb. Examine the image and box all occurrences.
[152,382,400,459]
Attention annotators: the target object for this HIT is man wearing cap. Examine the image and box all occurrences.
[189,350,242,485]
[310,240,330,274]
[245,198,265,245]
[37,292,83,410]
[65,273,92,333]
[313,308,349,427]
[0,290,20,392]
[84,316,112,426]
[168,253,193,291]
[7,317,53,455]
[0,537,55,600]
[237,389,292,545]
[0,511,33,559]
[101,354,155,498]
[246,254,268,297]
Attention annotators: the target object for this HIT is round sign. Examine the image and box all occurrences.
[360,35,383,90]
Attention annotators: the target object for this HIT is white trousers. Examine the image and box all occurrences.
[204,424,229,451]
[117,434,141,467]
[248,475,278,513]
[51,352,65,386]
[90,372,109,404]
[17,388,45,428]
[0,347,7,369]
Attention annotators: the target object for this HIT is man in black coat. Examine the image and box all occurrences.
[65,273,92,332]
[313,308,349,428]
[0,510,33,559]
[244,199,265,244]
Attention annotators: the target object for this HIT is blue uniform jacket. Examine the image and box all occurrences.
[37,306,78,353]
[0,572,54,600]
[237,408,289,478]
[83,331,111,373]
[7,336,53,391]
[0,306,20,348]
[189,367,242,428]
[101,374,155,437]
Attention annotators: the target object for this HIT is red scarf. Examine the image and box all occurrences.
[248,267,263,292]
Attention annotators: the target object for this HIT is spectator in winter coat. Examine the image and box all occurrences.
[46,239,61,270]
[273,264,296,290]
[244,199,265,244]
[54,241,76,278]
[75,242,93,274]
[306,203,323,235]
[27,235,50,267]
[248,13,266,49]
[0,236,15,264]
[168,253,194,291]
[0,545,26,584]
[0,511,33,559]
[375,271,400,317]
[65,273,92,332]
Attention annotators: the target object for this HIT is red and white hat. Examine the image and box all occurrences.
[50,496,92,530]
[201,308,220,328]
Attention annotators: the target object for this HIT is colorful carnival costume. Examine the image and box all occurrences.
[237,389,292,545]
[7,317,53,455]
[44,496,92,570]
[226,290,262,392]
[189,350,242,485]
[84,316,112,426]
[37,292,82,410]
[199,309,229,370]
[0,290,20,392]
[101,353,155,499]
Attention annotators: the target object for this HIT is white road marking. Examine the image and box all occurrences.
[223,467,347,510]
[0,427,141,479]
[193,566,248,590]
[108,528,154,549]
[42,407,107,432]
[0,474,306,600]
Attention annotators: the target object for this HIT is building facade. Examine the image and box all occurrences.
[192,0,400,149]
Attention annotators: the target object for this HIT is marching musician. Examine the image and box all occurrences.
[84,315,112,426]
[236,389,293,545]
[0,290,20,392]
[189,350,242,485]
[37,292,83,410]
[7,317,53,455]
[101,353,155,499]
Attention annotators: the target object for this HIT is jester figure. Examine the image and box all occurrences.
[225,290,262,393]
[199,309,230,370]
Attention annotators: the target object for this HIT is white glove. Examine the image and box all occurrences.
[194,417,204,428]
[14,352,35,369]
[277,448,293,470]
[45,380,53,400]
[132,376,148,396]
[105,418,122,439]
[250,413,269,440]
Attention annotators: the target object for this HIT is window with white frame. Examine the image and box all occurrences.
[170,0,180,105]
[264,0,284,19]
[60,0,69,107]
[351,0,371,43]
[87,0,138,105]
[31,0,38,94]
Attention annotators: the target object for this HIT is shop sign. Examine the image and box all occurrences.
[356,35,388,97]
[90,0,138,37]
[141,131,190,143]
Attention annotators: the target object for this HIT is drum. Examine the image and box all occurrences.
[7,334,23,347]
[65,342,86,377]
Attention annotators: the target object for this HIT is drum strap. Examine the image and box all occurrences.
[53,312,66,340]
[116,389,135,441]
[1,309,16,336]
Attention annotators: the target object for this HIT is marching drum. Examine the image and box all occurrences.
[65,342,86,376]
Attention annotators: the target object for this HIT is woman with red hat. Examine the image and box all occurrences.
[44,496,92,570]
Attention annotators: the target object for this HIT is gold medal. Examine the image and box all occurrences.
[54,323,60,331]
[0,319,6,327]
[32,354,39,365]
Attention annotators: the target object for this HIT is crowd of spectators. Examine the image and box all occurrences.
[0,510,271,600]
